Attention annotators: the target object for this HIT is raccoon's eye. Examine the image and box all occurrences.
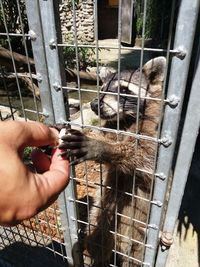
[120,86,128,94]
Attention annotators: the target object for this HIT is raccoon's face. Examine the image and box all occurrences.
[90,71,148,121]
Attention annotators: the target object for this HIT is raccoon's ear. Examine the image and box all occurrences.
[142,57,166,83]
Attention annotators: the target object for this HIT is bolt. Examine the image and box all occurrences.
[160,231,173,250]
[167,94,180,107]
[28,30,37,41]
[49,39,56,49]
[148,224,159,230]
[151,200,163,207]
[53,82,61,92]
[175,48,186,60]
[36,73,42,83]
[68,197,74,202]
[42,110,49,118]
[155,172,166,181]
[160,134,172,147]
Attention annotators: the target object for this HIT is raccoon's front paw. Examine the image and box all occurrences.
[58,129,95,165]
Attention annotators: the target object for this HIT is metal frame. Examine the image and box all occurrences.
[0,0,199,266]
[25,0,54,124]
[25,1,82,266]
[155,41,200,267]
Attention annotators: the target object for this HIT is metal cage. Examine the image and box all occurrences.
[0,0,199,266]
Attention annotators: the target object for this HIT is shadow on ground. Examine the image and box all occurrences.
[178,131,200,263]
[100,49,162,71]
[0,241,69,267]
[98,39,167,71]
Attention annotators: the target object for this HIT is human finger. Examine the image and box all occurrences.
[0,121,59,149]
[32,148,70,203]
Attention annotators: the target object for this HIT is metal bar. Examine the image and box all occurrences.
[25,0,55,124]
[65,121,160,143]
[68,3,92,261]
[113,2,123,264]
[26,0,81,265]
[155,57,200,266]
[71,0,84,125]
[37,1,82,266]
[93,1,106,264]
[0,33,30,37]
[144,0,200,266]
[38,0,66,123]
[63,86,168,102]
[127,0,148,263]
[57,43,180,55]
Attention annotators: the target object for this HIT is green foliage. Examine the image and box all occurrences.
[0,0,28,51]
[136,0,174,43]
[136,15,143,37]
[23,146,33,162]
[136,0,161,38]
[63,46,96,70]
[145,0,162,39]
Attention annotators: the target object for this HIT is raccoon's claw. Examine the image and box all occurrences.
[58,129,92,164]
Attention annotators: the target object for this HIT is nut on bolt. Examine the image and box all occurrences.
[175,47,186,60]
[36,73,42,83]
[155,172,166,181]
[160,231,173,251]
[49,39,56,49]
[53,82,61,92]
[28,30,37,41]
[161,134,172,147]
[168,94,179,108]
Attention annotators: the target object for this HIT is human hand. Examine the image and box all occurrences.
[0,121,69,226]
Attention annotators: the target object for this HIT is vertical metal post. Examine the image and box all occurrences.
[155,57,200,267]
[26,0,82,266]
[40,1,82,266]
[25,0,55,124]
[38,0,66,123]
[143,0,200,266]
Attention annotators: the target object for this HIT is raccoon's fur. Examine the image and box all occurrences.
[60,57,166,266]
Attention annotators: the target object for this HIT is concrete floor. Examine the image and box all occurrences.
[166,224,199,267]
[98,38,153,71]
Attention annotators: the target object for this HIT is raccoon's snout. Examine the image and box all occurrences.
[91,98,102,113]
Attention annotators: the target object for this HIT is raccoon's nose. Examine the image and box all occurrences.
[90,98,99,112]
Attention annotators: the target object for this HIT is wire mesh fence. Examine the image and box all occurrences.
[0,0,199,266]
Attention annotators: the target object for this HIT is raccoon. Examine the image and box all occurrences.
[59,57,166,266]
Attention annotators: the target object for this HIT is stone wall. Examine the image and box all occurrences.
[60,0,94,43]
